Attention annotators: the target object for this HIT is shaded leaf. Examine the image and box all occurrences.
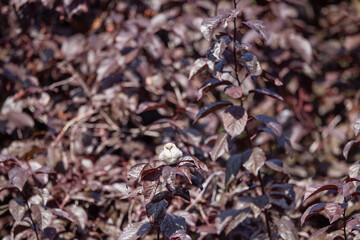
[301,203,326,226]
[141,161,167,179]
[303,184,339,202]
[309,225,331,240]
[194,101,233,123]
[249,88,284,101]
[163,166,176,191]
[226,150,252,185]
[265,159,290,175]
[118,220,151,240]
[222,105,248,138]
[178,155,208,172]
[160,214,187,239]
[254,115,283,137]
[215,208,251,235]
[143,174,160,203]
[8,167,29,192]
[177,166,192,184]
[146,200,168,225]
[173,186,190,202]
[136,102,167,114]
[198,78,231,100]
[210,131,229,161]
[261,70,283,86]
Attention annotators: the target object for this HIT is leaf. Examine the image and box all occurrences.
[160,214,187,239]
[309,225,331,240]
[215,208,251,235]
[200,16,222,41]
[224,85,242,99]
[354,114,360,137]
[162,166,176,191]
[197,78,232,100]
[343,140,360,160]
[51,208,76,223]
[254,115,283,137]
[261,70,283,86]
[324,203,345,224]
[188,58,209,80]
[225,150,252,185]
[222,105,248,138]
[0,154,19,165]
[288,33,313,63]
[9,198,26,222]
[349,160,360,178]
[118,220,151,240]
[301,203,326,226]
[178,155,208,172]
[303,184,339,202]
[146,200,168,225]
[64,204,88,229]
[169,232,192,240]
[249,88,284,101]
[136,101,167,114]
[193,101,233,123]
[177,166,192,184]
[243,20,269,41]
[265,159,290,175]
[8,167,29,192]
[31,204,53,230]
[43,227,57,240]
[7,111,34,128]
[276,217,299,240]
[242,147,266,176]
[241,53,262,76]
[141,160,167,179]
[173,186,190,201]
[143,175,160,203]
[210,131,229,161]
[34,166,57,177]
[127,163,146,182]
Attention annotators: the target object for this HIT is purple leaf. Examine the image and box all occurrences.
[243,20,269,41]
[118,220,151,240]
[127,163,146,183]
[303,184,339,202]
[200,16,222,41]
[141,160,168,179]
[221,105,248,138]
[301,203,326,226]
[210,131,229,161]
[249,88,284,101]
[188,58,209,80]
[143,175,160,203]
[324,203,345,224]
[343,140,360,160]
[288,33,313,63]
[197,78,232,100]
[8,167,29,192]
[224,85,242,99]
[194,101,233,123]
[261,70,283,86]
[254,115,283,137]
[160,214,187,239]
[146,200,168,225]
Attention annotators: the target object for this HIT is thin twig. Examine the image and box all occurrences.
[185,171,223,211]
[51,109,97,147]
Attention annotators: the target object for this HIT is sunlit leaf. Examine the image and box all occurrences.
[303,184,339,202]
[200,16,222,41]
[222,105,248,138]
[301,203,326,226]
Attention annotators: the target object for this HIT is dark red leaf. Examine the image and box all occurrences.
[127,163,146,182]
[8,167,29,192]
[143,176,160,203]
[136,102,167,114]
[160,214,187,239]
[324,203,345,224]
[343,140,360,160]
[193,101,233,123]
[177,166,192,184]
[303,184,339,202]
[249,88,284,101]
[146,200,168,225]
[197,78,231,100]
[141,160,167,179]
[222,105,248,138]
[301,203,326,226]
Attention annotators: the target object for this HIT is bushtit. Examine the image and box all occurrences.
[158,143,183,165]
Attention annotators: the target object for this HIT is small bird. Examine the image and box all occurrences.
[158,143,183,165]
